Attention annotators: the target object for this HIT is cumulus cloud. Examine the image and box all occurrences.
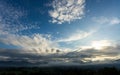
[57,30,94,42]
[93,17,120,25]
[49,0,85,24]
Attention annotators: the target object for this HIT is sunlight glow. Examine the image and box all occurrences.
[91,40,112,50]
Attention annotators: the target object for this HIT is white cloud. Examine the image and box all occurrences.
[0,33,59,54]
[93,17,120,25]
[76,40,120,63]
[49,0,85,24]
[109,18,120,25]
[84,55,118,62]
[57,30,94,42]
[80,40,115,50]
[0,56,10,61]
[0,2,46,55]
[0,1,64,55]
[1,39,120,64]
[0,1,40,34]
[91,40,113,50]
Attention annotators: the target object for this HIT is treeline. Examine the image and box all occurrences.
[0,67,120,75]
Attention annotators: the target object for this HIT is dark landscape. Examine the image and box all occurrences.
[0,66,120,75]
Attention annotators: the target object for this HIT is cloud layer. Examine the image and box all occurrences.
[57,30,93,42]
[0,40,120,66]
[49,0,85,24]
[93,17,120,25]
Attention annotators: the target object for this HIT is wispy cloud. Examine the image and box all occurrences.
[93,16,120,25]
[57,30,94,42]
[0,1,40,34]
[0,33,60,54]
[49,0,85,24]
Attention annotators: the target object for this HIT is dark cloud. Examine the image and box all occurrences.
[0,44,120,66]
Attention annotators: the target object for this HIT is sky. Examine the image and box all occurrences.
[0,0,120,66]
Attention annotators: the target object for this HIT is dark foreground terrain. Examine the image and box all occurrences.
[0,66,120,75]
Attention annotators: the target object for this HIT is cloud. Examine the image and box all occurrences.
[0,1,54,55]
[0,1,40,34]
[0,48,50,66]
[93,17,120,25]
[91,40,113,50]
[0,1,62,55]
[1,0,120,65]
[0,40,120,65]
[75,40,120,63]
[81,47,120,63]
[57,30,94,42]
[49,0,85,24]
[0,33,60,54]
[80,40,115,50]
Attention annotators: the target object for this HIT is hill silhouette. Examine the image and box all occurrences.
[0,66,120,75]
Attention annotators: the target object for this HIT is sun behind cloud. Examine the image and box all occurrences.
[91,40,112,50]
